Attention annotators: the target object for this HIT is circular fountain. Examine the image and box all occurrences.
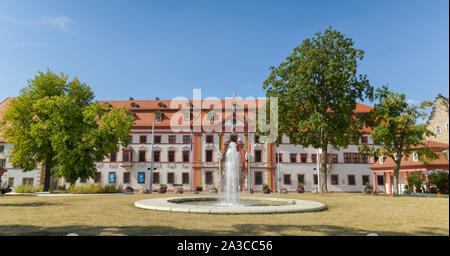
[135,142,326,214]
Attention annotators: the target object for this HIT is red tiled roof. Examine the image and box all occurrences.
[370,140,449,170]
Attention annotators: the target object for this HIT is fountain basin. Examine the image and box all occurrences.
[134,196,326,214]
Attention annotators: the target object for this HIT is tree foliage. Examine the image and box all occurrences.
[0,69,134,191]
[359,85,438,195]
[262,27,373,192]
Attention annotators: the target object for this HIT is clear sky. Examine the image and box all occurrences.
[0,0,448,105]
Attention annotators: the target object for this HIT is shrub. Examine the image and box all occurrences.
[195,185,203,192]
[429,172,449,194]
[67,183,123,194]
[15,185,43,193]
[407,172,425,192]
[297,183,305,189]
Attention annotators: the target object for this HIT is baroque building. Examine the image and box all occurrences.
[1,96,379,193]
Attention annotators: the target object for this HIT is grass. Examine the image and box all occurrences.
[14,185,43,193]
[67,183,123,194]
[0,192,448,236]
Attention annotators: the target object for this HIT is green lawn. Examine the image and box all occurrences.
[0,193,448,236]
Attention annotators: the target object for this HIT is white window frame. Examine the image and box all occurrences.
[413,152,419,161]
[379,156,384,164]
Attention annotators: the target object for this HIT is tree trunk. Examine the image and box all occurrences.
[392,160,400,196]
[319,145,328,193]
[43,165,51,192]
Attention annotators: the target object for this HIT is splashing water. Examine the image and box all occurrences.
[220,142,241,205]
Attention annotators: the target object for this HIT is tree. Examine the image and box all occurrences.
[359,85,438,196]
[0,69,134,191]
[263,27,373,192]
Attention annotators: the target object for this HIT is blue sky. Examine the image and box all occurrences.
[0,0,448,105]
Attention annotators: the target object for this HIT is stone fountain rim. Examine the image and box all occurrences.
[134,196,326,214]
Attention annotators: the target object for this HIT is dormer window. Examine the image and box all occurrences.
[207,111,214,121]
[158,102,166,108]
[379,156,384,164]
[232,103,237,112]
[130,102,139,108]
[155,113,162,122]
[183,113,190,122]
[413,152,419,161]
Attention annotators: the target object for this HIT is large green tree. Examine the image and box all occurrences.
[0,69,134,191]
[263,27,373,193]
[359,86,438,195]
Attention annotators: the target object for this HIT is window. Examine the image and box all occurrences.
[139,151,146,162]
[153,151,160,162]
[435,125,441,134]
[167,173,175,184]
[254,150,262,162]
[155,113,162,122]
[207,111,214,121]
[446,122,449,132]
[154,135,161,144]
[348,175,356,185]
[313,174,318,185]
[311,154,317,163]
[276,153,282,163]
[183,151,190,162]
[0,159,5,168]
[300,154,307,163]
[206,150,213,162]
[353,153,360,163]
[360,136,368,144]
[123,172,130,183]
[255,135,260,144]
[152,172,159,184]
[283,174,291,185]
[182,173,189,184]
[379,156,384,164]
[231,135,238,142]
[290,154,297,163]
[128,136,133,144]
[205,172,213,185]
[362,175,370,186]
[254,172,263,185]
[413,152,419,161]
[123,151,131,162]
[344,153,352,163]
[168,151,175,162]
[297,174,305,185]
[108,172,116,183]
[183,113,190,121]
[110,152,117,162]
[138,172,145,184]
[183,135,190,144]
[332,154,338,163]
[22,178,34,185]
[140,135,147,143]
[169,135,176,144]
[206,135,214,144]
[94,172,101,183]
[331,175,339,185]
[377,175,384,186]
[8,177,14,187]
[361,153,368,163]
[0,144,4,153]
[358,119,365,127]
